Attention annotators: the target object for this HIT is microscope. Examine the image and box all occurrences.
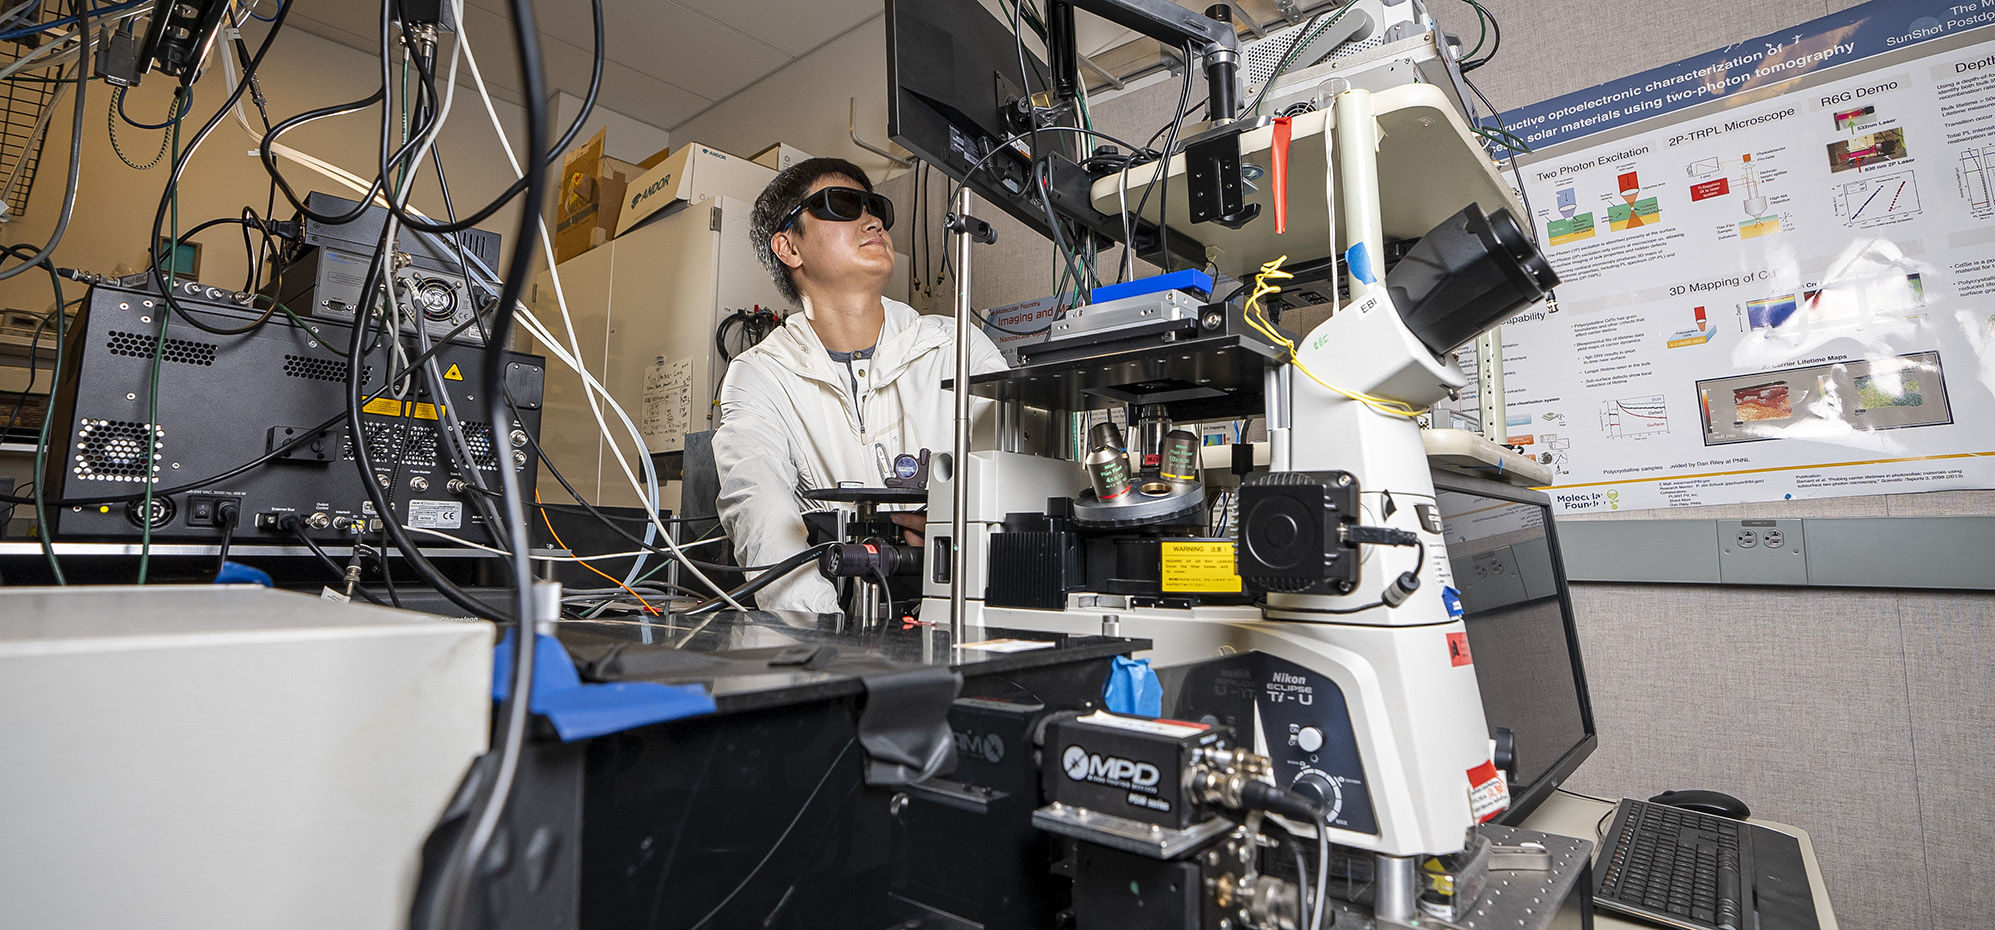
[867,1,1581,926]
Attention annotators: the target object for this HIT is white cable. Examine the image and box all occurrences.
[218,31,431,215]
[0,29,84,82]
[455,18,745,610]
[454,33,639,518]
[404,526,724,560]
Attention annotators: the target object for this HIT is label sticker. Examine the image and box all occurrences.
[640,356,695,451]
[1447,630,1474,667]
[412,402,443,420]
[362,397,405,417]
[1442,585,1464,619]
[320,586,351,604]
[1467,759,1509,823]
[1160,540,1242,593]
[958,638,1058,653]
[1076,710,1207,738]
[407,499,463,529]
[443,363,464,381]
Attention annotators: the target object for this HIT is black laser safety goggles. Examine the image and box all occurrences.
[778,186,895,232]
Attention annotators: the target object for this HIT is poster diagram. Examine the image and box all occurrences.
[1665,305,1716,348]
[1744,293,1799,330]
[1800,272,1925,330]
[1505,411,1573,475]
[1686,154,1781,237]
[1607,170,1661,231]
[1833,171,1921,227]
[1491,6,1995,513]
[1833,105,1882,132]
[1827,128,1908,172]
[1695,351,1953,445]
[1959,145,1994,220]
[1547,186,1596,245]
[1601,395,1670,438]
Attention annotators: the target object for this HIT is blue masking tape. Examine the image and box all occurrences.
[215,562,273,586]
[493,631,716,741]
[1345,241,1378,285]
[1103,655,1163,718]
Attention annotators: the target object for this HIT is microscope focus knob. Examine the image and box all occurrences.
[1289,769,1341,821]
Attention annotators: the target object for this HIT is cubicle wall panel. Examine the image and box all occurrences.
[1561,582,1929,930]
[1883,489,1995,517]
[1896,594,1995,930]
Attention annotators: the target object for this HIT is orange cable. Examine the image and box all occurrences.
[536,490,661,615]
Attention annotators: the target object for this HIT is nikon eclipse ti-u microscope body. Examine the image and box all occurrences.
[920,79,1559,922]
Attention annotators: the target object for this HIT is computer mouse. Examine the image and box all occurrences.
[1650,789,1750,820]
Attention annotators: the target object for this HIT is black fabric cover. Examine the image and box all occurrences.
[856,666,962,786]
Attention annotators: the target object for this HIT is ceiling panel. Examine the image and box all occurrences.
[284,0,1297,137]
[462,0,792,103]
[557,3,790,102]
[564,52,714,129]
[673,0,878,58]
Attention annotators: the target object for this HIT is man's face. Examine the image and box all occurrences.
[771,174,895,297]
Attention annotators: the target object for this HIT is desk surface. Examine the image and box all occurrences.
[1519,791,1839,930]
[552,609,1145,714]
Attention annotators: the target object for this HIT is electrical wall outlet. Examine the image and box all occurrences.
[1718,519,1807,585]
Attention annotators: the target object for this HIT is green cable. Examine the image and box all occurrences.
[268,295,372,357]
[1462,0,1488,60]
[138,111,183,583]
[397,56,410,193]
[1250,3,1357,118]
[31,263,67,584]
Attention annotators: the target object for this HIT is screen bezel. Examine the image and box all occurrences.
[1429,468,1598,824]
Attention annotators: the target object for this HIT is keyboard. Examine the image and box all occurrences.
[1593,798,1821,930]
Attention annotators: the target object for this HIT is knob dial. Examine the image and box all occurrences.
[1289,768,1343,823]
[1296,726,1324,753]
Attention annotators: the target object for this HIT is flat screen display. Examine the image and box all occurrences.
[1431,471,1596,821]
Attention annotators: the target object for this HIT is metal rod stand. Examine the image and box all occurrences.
[948,187,976,645]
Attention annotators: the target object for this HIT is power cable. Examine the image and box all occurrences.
[144,0,290,332]
[415,0,552,925]
[682,543,836,616]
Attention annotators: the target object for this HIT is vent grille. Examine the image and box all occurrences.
[106,330,218,366]
[1243,20,1397,86]
[284,354,370,383]
[339,419,505,470]
[342,421,440,465]
[72,419,163,483]
[460,421,496,469]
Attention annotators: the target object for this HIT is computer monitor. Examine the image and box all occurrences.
[1429,469,1597,823]
[884,0,1048,233]
[883,0,1201,265]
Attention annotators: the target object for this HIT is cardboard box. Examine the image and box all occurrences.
[554,129,656,265]
[616,143,777,237]
[750,143,813,173]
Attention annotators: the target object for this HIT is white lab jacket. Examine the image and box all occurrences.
[712,297,1008,613]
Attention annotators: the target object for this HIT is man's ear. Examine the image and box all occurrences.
[770,229,803,270]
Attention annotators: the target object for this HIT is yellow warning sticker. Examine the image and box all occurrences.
[362,397,406,417]
[412,403,444,420]
[1160,541,1242,593]
[443,363,464,381]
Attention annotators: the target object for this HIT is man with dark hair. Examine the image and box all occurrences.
[714,157,1006,614]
